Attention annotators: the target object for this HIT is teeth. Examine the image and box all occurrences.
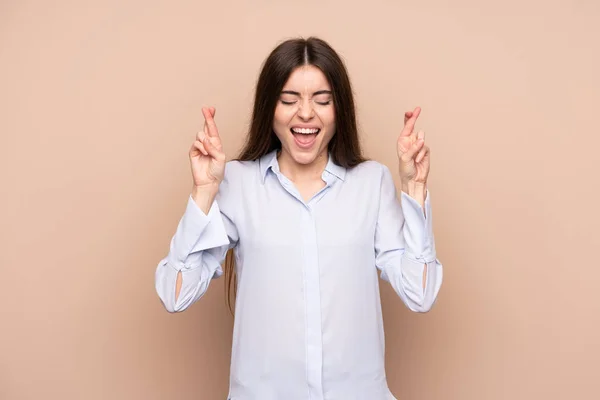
[292,128,320,135]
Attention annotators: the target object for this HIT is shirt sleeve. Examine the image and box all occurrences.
[154,163,239,313]
[374,164,443,312]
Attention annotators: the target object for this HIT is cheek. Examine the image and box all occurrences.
[315,107,336,130]
[323,126,336,144]
[274,104,296,125]
[273,107,292,142]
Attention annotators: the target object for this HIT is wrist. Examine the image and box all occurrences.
[191,183,220,214]
[401,180,427,205]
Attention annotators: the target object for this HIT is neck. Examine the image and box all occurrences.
[277,149,329,182]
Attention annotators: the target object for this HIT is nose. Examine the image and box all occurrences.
[297,98,315,120]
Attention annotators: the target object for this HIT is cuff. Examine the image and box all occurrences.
[400,190,435,263]
[168,195,230,268]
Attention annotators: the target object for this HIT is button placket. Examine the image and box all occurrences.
[302,205,324,399]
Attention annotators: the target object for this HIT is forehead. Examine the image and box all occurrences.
[283,65,331,91]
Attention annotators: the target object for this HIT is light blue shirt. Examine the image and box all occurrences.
[155,150,443,400]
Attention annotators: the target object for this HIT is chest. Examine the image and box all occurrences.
[295,179,327,203]
[235,177,379,252]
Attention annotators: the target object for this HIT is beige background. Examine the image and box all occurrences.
[1,0,599,399]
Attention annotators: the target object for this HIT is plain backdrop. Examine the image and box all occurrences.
[1,1,599,399]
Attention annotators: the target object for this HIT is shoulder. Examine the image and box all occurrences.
[347,159,392,181]
[224,159,258,178]
[224,159,253,175]
[221,159,263,191]
[346,160,397,198]
[217,160,259,208]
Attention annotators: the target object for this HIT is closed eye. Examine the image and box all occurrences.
[280,89,332,106]
[313,93,332,106]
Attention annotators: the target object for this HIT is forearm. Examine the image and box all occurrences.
[382,256,442,313]
[401,180,427,209]
[400,179,429,288]
[155,194,230,312]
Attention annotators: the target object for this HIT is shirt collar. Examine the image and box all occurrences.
[259,150,346,184]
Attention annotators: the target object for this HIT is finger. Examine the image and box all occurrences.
[190,141,202,157]
[200,107,209,138]
[400,106,421,137]
[203,137,226,162]
[404,111,413,125]
[416,144,429,164]
[198,108,212,142]
[196,125,207,142]
[197,108,207,140]
[401,138,425,162]
[193,139,208,156]
[202,107,220,138]
[209,108,217,135]
[410,129,424,143]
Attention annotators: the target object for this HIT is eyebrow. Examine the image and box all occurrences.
[280,90,332,96]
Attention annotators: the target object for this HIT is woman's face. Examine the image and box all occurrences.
[273,65,336,166]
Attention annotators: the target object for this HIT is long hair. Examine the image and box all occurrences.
[224,37,366,314]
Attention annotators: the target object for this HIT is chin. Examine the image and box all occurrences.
[288,147,323,165]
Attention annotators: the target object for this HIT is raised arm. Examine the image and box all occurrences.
[374,165,442,312]
[374,106,443,312]
[155,107,237,313]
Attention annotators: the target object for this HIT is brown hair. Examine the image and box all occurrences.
[224,36,366,314]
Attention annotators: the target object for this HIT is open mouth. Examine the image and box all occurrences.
[291,127,321,148]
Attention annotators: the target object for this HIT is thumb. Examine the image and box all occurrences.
[401,139,424,162]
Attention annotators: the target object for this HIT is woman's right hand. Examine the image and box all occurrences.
[189,107,226,213]
[189,107,226,189]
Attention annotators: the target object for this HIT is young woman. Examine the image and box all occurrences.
[155,37,443,400]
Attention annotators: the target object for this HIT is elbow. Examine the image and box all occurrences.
[161,299,180,314]
[155,281,189,314]
[156,281,208,314]
[405,289,438,313]
[158,294,189,314]
[164,306,184,314]
[155,262,194,314]
[157,292,181,314]
[408,299,436,313]
[407,261,443,313]
[407,283,442,313]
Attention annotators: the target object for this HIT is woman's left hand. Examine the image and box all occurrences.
[397,106,430,185]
